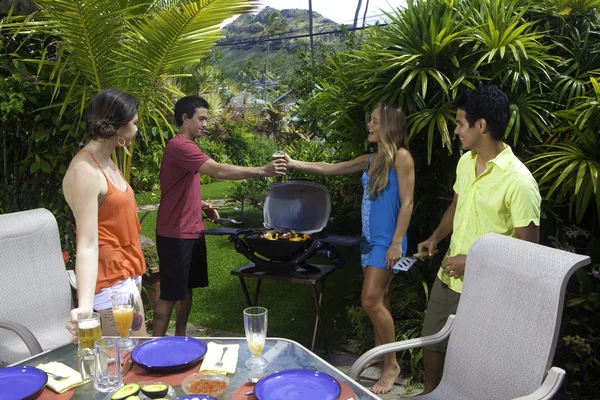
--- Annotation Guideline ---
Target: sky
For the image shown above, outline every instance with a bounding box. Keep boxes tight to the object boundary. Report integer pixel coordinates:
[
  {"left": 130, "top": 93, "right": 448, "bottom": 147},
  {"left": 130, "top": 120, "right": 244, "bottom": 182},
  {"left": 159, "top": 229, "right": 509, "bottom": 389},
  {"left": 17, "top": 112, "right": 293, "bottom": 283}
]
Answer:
[
  {"left": 257, "top": 0, "right": 404, "bottom": 25},
  {"left": 223, "top": 0, "right": 406, "bottom": 27}
]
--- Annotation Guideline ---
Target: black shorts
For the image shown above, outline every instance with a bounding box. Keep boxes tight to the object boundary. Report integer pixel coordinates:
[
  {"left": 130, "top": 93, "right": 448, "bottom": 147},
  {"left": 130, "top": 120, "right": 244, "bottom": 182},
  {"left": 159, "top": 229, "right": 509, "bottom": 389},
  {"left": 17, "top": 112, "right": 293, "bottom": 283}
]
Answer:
[{"left": 156, "top": 235, "right": 208, "bottom": 301}]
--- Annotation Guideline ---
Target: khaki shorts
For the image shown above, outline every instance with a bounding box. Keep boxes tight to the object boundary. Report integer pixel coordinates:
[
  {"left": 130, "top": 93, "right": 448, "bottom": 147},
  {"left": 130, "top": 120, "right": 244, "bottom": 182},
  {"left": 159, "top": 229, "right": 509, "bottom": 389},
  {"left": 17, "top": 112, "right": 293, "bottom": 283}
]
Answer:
[{"left": 421, "top": 277, "right": 461, "bottom": 353}]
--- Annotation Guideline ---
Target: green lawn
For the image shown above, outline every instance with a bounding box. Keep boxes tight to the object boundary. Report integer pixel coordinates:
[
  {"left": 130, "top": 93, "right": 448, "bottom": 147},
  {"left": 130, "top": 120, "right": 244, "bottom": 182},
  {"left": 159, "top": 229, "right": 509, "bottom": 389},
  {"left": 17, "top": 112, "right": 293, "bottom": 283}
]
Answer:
[
  {"left": 135, "top": 180, "right": 236, "bottom": 206},
  {"left": 138, "top": 206, "right": 364, "bottom": 352},
  {"left": 191, "top": 232, "right": 363, "bottom": 350}
]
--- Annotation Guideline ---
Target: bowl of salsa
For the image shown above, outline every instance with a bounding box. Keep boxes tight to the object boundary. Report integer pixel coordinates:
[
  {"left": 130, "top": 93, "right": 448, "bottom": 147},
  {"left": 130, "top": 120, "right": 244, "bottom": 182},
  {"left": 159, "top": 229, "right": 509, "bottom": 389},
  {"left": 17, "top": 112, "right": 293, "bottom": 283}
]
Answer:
[{"left": 181, "top": 372, "right": 229, "bottom": 398}]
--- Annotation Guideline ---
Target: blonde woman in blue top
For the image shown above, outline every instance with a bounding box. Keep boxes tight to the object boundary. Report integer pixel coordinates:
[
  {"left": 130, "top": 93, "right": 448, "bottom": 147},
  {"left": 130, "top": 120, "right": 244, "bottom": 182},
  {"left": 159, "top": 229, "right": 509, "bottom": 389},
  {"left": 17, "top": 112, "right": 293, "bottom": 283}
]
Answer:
[{"left": 285, "top": 104, "right": 415, "bottom": 394}]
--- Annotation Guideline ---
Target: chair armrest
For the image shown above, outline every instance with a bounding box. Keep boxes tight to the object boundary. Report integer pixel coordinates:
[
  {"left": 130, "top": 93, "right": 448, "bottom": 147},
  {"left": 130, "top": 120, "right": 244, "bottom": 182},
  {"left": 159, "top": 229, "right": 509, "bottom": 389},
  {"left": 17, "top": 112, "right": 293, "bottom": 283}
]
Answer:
[
  {"left": 67, "top": 269, "right": 77, "bottom": 290},
  {"left": 0, "top": 319, "right": 43, "bottom": 356},
  {"left": 348, "top": 315, "right": 455, "bottom": 379},
  {"left": 511, "top": 367, "right": 566, "bottom": 400}
]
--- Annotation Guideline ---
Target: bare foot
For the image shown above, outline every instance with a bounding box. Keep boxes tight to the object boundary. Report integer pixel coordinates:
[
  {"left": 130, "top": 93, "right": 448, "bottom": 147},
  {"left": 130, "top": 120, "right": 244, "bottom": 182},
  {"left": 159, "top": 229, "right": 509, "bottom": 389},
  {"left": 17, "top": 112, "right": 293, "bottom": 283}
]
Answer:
[
  {"left": 371, "top": 364, "right": 400, "bottom": 394},
  {"left": 370, "top": 363, "right": 400, "bottom": 394},
  {"left": 364, "top": 356, "right": 384, "bottom": 368}
]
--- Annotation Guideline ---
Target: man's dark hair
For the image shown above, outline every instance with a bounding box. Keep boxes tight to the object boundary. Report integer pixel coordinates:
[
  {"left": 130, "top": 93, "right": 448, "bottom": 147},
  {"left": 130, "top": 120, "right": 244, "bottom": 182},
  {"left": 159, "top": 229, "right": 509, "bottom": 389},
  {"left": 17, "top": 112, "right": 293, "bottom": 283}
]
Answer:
[
  {"left": 174, "top": 96, "right": 210, "bottom": 127},
  {"left": 454, "top": 85, "right": 509, "bottom": 141},
  {"left": 86, "top": 88, "right": 138, "bottom": 140}
]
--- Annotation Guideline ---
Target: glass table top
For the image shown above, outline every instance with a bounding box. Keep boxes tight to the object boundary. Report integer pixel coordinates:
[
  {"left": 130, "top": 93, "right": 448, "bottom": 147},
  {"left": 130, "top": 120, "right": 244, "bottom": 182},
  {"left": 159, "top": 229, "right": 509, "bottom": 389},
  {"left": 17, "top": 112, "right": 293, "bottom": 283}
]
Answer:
[{"left": 15, "top": 337, "right": 379, "bottom": 400}]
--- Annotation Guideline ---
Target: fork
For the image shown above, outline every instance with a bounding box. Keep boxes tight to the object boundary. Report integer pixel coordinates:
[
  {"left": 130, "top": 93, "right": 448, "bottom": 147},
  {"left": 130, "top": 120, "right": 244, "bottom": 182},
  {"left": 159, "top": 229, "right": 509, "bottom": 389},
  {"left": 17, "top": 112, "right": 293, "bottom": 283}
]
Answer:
[
  {"left": 215, "top": 346, "right": 228, "bottom": 368},
  {"left": 46, "top": 372, "right": 69, "bottom": 381}
]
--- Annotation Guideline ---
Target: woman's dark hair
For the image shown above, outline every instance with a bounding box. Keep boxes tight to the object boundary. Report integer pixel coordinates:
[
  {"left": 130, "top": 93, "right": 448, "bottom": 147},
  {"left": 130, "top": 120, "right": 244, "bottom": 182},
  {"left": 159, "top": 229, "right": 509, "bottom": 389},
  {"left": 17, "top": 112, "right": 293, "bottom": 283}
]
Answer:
[
  {"left": 454, "top": 85, "right": 509, "bottom": 140},
  {"left": 174, "top": 96, "right": 210, "bottom": 127},
  {"left": 86, "top": 88, "right": 139, "bottom": 140}
]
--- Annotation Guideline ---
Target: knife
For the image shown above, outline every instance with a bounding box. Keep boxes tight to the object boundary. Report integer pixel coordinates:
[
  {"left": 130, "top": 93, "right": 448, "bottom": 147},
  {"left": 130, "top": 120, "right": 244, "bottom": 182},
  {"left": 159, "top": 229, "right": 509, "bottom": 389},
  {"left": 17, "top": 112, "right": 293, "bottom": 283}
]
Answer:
[{"left": 122, "top": 353, "right": 133, "bottom": 376}]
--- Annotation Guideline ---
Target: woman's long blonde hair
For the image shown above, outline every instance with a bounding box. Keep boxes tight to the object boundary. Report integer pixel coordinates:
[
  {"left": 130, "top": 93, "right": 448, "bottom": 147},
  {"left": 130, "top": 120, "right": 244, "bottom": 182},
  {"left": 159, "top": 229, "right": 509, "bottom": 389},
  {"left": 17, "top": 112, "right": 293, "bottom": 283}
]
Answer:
[{"left": 367, "top": 104, "right": 408, "bottom": 199}]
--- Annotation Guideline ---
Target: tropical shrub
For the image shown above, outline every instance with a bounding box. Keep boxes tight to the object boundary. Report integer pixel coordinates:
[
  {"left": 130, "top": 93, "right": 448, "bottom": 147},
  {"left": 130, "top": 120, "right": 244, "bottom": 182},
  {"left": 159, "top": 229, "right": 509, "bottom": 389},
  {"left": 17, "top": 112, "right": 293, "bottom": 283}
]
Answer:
[
  {"left": 1, "top": 0, "right": 260, "bottom": 180},
  {"left": 293, "top": 0, "right": 600, "bottom": 394},
  {"left": 224, "top": 121, "right": 276, "bottom": 166}
]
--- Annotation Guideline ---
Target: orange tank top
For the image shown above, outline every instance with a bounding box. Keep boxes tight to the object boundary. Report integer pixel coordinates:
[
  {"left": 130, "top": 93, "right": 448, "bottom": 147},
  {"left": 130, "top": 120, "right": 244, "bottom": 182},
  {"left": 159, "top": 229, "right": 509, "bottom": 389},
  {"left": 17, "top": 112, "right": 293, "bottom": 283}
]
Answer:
[{"left": 78, "top": 150, "right": 146, "bottom": 294}]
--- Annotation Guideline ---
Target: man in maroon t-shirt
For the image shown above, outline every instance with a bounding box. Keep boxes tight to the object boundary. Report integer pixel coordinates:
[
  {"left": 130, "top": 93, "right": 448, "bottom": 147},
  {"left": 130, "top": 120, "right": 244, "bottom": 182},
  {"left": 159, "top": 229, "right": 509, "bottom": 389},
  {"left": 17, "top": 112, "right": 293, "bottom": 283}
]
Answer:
[{"left": 154, "top": 96, "right": 287, "bottom": 337}]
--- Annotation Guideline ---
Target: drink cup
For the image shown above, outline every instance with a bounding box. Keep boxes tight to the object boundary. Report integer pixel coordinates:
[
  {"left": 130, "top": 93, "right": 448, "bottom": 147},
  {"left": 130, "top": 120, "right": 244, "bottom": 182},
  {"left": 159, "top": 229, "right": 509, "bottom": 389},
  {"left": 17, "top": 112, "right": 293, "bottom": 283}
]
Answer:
[
  {"left": 111, "top": 292, "right": 135, "bottom": 352},
  {"left": 244, "top": 306, "right": 268, "bottom": 370},
  {"left": 77, "top": 312, "right": 101, "bottom": 353},
  {"left": 272, "top": 150, "right": 285, "bottom": 161},
  {"left": 79, "top": 338, "right": 122, "bottom": 392}
]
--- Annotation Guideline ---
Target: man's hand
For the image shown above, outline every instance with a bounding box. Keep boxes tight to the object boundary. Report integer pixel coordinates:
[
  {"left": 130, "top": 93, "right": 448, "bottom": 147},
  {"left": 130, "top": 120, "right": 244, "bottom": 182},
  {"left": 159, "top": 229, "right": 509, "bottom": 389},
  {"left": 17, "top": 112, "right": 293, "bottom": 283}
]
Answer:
[
  {"left": 203, "top": 206, "right": 219, "bottom": 222},
  {"left": 385, "top": 242, "right": 403, "bottom": 271},
  {"left": 441, "top": 254, "right": 467, "bottom": 279},
  {"left": 417, "top": 236, "right": 439, "bottom": 259},
  {"left": 262, "top": 158, "right": 287, "bottom": 177}
]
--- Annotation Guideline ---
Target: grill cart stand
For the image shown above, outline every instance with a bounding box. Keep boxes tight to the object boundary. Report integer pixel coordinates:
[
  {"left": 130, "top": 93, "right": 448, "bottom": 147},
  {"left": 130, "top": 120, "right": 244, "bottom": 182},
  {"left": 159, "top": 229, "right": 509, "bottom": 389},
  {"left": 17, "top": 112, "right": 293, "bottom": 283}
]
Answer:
[{"left": 231, "top": 263, "right": 334, "bottom": 352}]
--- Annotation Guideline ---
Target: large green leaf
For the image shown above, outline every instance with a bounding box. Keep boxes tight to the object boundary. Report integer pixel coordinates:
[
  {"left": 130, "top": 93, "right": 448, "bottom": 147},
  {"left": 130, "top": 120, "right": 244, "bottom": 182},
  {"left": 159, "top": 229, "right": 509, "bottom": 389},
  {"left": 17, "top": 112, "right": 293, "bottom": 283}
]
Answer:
[{"left": 2, "top": 0, "right": 259, "bottom": 180}]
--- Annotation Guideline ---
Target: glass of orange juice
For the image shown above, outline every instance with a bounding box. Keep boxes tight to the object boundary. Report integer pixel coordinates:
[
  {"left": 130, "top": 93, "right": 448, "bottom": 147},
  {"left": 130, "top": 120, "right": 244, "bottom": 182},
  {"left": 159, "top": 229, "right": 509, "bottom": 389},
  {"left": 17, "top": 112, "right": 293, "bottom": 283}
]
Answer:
[
  {"left": 111, "top": 292, "right": 135, "bottom": 352},
  {"left": 244, "top": 306, "right": 268, "bottom": 370}
]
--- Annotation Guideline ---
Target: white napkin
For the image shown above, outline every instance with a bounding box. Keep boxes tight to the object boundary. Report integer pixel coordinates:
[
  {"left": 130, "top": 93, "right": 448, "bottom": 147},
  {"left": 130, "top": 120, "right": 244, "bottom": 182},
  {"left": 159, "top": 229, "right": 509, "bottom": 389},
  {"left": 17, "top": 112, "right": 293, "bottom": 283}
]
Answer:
[
  {"left": 36, "top": 362, "right": 85, "bottom": 393},
  {"left": 199, "top": 342, "right": 239, "bottom": 374}
]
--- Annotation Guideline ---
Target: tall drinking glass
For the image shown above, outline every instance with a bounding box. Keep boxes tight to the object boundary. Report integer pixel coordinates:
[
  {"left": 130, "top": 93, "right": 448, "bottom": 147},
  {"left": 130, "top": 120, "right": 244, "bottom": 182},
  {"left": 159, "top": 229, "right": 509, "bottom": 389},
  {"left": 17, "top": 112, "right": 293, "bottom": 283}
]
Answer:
[
  {"left": 244, "top": 306, "right": 268, "bottom": 370},
  {"left": 77, "top": 312, "right": 101, "bottom": 354},
  {"left": 111, "top": 293, "right": 135, "bottom": 352}
]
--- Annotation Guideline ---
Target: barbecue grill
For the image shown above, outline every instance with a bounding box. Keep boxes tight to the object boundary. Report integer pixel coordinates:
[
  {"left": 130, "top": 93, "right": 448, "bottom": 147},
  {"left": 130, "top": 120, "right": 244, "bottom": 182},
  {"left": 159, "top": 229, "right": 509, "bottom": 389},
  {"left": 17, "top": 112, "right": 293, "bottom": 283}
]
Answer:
[{"left": 204, "top": 179, "right": 360, "bottom": 278}]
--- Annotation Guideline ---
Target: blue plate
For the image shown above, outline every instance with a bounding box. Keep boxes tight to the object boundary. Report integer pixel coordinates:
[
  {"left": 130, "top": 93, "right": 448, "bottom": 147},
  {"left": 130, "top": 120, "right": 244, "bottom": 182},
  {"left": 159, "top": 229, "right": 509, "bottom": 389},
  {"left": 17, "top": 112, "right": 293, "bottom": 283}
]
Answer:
[
  {"left": 255, "top": 369, "right": 341, "bottom": 400},
  {"left": 175, "top": 396, "right": 216, "bottom": 400},
  {"left": 132, "top": 337, "right": 207, "bottom": 371},
  {"left": 0, "top": 366, "right": 48, "bottom": 400}
]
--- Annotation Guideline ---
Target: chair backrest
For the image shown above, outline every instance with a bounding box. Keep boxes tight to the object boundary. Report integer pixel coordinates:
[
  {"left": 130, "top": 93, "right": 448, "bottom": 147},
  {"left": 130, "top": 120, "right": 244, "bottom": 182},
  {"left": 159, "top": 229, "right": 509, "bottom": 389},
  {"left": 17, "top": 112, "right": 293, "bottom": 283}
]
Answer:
[
  {"left": 437, "top": 233, "right": 589, "bottom": 399},
  {"left": 0, "top": 208, "right": 73, "bottom": 365}
]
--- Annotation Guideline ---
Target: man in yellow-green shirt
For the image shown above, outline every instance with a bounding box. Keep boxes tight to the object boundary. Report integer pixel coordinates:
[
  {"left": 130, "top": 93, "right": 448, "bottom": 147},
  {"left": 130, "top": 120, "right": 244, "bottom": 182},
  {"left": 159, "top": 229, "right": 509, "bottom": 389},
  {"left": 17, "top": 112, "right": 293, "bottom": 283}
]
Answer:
[{"left": 418, "top": 85, "right": 541, "bottom": 394}]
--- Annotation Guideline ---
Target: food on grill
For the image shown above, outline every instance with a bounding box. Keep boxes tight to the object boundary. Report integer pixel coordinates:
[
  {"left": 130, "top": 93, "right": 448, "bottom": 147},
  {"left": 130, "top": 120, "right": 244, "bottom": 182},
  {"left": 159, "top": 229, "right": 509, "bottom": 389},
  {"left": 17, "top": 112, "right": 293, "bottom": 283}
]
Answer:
[{"left": 259, "top": 229, "right": 311, "bottom": 241}]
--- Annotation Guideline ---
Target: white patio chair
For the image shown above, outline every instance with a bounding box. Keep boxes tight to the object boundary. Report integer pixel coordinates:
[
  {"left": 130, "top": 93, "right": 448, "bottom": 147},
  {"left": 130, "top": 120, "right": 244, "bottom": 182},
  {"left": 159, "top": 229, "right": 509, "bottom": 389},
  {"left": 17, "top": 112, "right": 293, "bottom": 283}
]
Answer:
[
  {"left": 0, "top": 208, "right": 73, "bottom": 365},
  {"left": 348, "top": 232, "right": 590, "bottom": 399}
]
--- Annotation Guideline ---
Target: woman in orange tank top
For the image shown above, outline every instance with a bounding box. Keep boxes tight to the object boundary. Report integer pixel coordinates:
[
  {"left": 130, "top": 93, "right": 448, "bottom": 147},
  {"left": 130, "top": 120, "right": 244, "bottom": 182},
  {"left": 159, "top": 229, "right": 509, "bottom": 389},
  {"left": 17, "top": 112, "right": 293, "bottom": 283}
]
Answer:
[{"left": 63, "top": 89, "right": 148, "bottom": 342}]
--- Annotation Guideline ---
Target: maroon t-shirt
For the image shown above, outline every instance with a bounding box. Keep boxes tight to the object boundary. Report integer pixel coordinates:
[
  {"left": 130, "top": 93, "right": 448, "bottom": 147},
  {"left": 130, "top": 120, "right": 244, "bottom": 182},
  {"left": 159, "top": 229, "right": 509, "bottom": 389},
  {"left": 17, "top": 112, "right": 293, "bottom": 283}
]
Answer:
[{"left": 156, "top": 134, "right": 212, "bottom": 239}]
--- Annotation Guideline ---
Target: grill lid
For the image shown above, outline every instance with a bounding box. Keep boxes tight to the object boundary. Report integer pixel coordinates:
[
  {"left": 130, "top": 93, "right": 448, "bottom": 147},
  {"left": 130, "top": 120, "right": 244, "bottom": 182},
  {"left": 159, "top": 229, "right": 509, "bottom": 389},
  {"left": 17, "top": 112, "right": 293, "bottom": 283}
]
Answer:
[{"left": 263, "top": 179, "right": 331, "bottom": 234}]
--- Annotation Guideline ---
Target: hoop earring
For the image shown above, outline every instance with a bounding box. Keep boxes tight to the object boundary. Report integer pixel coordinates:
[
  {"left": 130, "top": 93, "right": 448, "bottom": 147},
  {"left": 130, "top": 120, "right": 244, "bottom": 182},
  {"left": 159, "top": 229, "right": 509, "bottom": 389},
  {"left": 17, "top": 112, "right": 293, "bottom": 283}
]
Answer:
[{"left": 117, "top": 136, "right": 131, "bottom": 156}]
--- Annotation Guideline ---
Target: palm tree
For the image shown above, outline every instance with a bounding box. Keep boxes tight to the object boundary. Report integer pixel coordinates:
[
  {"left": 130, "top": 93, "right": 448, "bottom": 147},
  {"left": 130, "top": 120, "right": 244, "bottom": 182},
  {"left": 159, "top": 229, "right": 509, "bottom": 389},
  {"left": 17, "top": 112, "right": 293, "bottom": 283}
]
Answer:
[{"left": 2, "top": 0, "right": 259, "bottom": 180}]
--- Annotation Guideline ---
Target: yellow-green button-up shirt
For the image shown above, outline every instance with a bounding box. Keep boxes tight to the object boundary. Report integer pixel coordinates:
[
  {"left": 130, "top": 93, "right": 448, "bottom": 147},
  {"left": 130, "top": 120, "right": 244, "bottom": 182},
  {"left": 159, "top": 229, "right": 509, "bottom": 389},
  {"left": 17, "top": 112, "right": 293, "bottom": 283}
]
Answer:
[{"left": 438, "top": 145, "right": 541, "bottom": 293}]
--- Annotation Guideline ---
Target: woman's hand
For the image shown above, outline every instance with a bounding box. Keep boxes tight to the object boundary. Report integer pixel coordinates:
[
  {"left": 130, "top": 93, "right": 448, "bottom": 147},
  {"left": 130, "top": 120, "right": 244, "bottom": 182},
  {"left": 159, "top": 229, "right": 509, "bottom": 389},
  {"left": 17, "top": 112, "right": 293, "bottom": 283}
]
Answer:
[
  {"left": 386, "top": 242, "right": 403, "bottom": 271},
  {"left": 283, "top": 153, "right": 295, "bottom": 169},
  {"left": 66, "top": 306, "right": 93, "bottom": 344}
]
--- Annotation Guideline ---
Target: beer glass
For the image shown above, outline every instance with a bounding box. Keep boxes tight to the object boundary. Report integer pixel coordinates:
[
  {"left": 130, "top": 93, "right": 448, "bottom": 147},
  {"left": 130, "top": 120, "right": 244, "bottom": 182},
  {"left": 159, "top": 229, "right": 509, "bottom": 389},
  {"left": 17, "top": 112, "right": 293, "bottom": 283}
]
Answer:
[
  {"left": 244, "top": 306, "right": 268, "bottom": 370},
  {"left": 77, "top": 312, "right": 101, "bottom": 354},
  {"left": 111, "top": 292, "right": 135, "bottom": 352},
  {"left": 79, "top": 338, "right": 122, "bottom": 392},
  {"left": 272, "top": 150, "right": 285, "bottom": 161}
]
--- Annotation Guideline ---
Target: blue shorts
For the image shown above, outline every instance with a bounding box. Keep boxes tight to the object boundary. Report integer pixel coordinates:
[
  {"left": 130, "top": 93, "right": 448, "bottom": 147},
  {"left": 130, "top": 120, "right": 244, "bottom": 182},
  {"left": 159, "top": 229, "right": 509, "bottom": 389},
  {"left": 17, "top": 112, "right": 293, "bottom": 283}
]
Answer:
[
  {"left": 360, "top": 240, "right": 407, "bottom": 269},
  {"left": 361, "top": 244, "right": 388, "bottom": 269}
]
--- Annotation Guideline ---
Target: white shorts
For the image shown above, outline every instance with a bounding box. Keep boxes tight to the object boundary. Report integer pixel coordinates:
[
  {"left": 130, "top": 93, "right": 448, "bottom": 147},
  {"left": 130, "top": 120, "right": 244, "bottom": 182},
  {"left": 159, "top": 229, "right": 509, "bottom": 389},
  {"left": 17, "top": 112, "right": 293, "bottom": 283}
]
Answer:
[{"left": 94, "top": 275, "right": 142, "bottom": 311}]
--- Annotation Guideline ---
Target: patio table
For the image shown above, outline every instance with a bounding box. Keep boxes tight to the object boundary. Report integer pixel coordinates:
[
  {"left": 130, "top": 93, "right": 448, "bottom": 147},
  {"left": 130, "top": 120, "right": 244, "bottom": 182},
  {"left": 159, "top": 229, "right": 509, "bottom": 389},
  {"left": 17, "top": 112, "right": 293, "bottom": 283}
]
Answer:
[{"left": 12, "top": 337, "right": 380, "bottom": 400}]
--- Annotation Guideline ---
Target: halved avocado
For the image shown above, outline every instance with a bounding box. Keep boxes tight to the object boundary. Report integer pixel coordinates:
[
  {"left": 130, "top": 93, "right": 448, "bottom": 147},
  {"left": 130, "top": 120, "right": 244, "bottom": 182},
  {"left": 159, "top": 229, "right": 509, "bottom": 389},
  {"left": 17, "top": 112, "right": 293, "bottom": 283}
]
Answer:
[
  {"left": 110, "top": 383, "right": 141, "bottom": 400},
  {"left": 124, "top": 397, "right": 141, "bottom": 400},
  {"left": 140, "top": 383, "right": 169, "bottom": 399}
]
